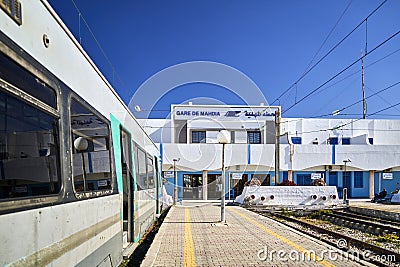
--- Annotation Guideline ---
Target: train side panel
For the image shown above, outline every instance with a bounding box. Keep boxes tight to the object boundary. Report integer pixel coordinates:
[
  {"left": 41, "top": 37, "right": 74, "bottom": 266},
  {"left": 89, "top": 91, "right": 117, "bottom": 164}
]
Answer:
[
  {"left": 1, "top": 195, "right": 121, "bottom": 266},
  {"left": 0, "top": 0, "right": 161, "bottom": 266}
]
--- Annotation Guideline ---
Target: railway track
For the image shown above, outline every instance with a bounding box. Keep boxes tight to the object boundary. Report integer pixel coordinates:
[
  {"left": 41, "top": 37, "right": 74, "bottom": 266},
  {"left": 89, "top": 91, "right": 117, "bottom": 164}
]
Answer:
[
  {"left": 335, "top": 210, "right": 400, "bottom": 228},
  {"left": 321, "top": 210, "right": 400, "bottom": 236},
  {"left": 255, "top": 210, "right": 400, "bottom": 266}
]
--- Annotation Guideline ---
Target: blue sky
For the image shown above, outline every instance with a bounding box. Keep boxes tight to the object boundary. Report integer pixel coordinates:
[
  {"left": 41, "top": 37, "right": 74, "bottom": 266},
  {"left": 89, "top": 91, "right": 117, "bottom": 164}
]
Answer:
[{"left": 48, "top": 0, "right": 400, "bottom": 119}]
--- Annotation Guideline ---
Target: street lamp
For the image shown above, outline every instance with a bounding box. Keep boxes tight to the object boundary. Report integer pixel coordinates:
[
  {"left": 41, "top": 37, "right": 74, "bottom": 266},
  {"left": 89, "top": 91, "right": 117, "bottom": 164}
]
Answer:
[
  {"left": 74, "top": 137, "right": 88, "bottom": 191},
  {"left": 173, "top": 158, "right": 180, "bottom": 205},
  {"left": 343, "top": 159, "right": 351, "bottom": 203},
  {"left": 217, "top": 130, "right": 230, "bottom": 223}
]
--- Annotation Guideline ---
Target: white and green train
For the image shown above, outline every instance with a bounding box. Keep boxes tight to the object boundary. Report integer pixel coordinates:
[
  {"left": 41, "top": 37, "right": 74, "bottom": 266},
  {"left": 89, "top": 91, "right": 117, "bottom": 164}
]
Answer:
[{"left": 0, "top": 1, "right": 162, "bottom": 266}]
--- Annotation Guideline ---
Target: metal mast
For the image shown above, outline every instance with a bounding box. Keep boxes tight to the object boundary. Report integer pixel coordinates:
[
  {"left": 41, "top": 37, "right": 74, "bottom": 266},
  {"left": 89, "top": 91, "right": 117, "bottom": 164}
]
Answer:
[{"left": 361, "top": 51, "right": 367, "bottom": 119}]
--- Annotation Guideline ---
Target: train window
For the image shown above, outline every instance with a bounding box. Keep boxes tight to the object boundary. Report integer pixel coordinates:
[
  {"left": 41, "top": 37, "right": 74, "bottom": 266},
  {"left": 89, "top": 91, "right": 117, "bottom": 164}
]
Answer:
[
  {"left": 136, "top": 148, "right": 147, "bottom": 190},
  {"left": 0, "top": 90, "right": 61, "bottom": 199},
  {"left": 147, "top": 155, "right": 154, "bottom": 188},
  {"left": 70, "top": 99, "right": 112, "bottom": 193},
  {"left": 0, "top": 52, "right": 57, "bottom": 109}
]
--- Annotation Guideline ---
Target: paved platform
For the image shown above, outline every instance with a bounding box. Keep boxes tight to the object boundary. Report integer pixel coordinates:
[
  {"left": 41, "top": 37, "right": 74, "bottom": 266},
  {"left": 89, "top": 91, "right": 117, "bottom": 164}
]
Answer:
[
  {"left": 349, "top": 199, "right": 400, "bottom": 211},
  {"left": 141, "top": 203, "right": 371, "bottom": 266}
]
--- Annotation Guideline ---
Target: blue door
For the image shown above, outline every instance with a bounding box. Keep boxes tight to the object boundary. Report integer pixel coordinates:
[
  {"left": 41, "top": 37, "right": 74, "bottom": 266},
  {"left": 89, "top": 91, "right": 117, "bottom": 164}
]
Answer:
[
  {"left": 297, "top": 174, "right": 312, "bottom": 186},
  {"left": 343, "top": 172, "right": 352, "bottom": 198}
]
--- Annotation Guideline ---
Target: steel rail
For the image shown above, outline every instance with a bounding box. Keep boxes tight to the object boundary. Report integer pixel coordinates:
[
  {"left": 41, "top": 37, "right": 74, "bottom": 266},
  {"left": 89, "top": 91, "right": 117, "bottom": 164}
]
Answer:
[
  {"left": 322, "top": 212, "right": 400, "bottom": 235},
  {"left": 335, "top": 210, "right": 400, "bottom": 228}
]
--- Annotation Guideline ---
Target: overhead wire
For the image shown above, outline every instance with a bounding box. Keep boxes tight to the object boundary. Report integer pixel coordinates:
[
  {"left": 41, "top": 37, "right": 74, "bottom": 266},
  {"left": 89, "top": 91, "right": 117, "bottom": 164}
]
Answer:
[
  {"left": 366, "top": 85, "right": 400, "bottom": 113},
  {"left": 292, "top": 99, "right": 400, "bottom": 136},
  {"left": 282, "top": 29, "right": 400, "bottom": 114},
  {"left": 301, "top": 0, "right": 353, "bottom": 75},
  {"left": 327, "top": 81, "right": 400, "bottom": 115},
  {"left": 70, "top": 0, "right": 140, "bottom": 107},
  {"left": 71, "top": 0, "right": 118, "bottom": 84},
  {"left": 271, "top": 0, "right": 387, "bottom": 106},
  {"left": 140, "top": 55, "right": 400, "bottom": 129},
  {"left": 306, "top": 46, "right": 400, "bottom": 116},
  {"left": 309, "top": 47, "right": 400, "bottom": 99},
  {"left": 279, "top": 79, "right": 400, "bottom": 131}
]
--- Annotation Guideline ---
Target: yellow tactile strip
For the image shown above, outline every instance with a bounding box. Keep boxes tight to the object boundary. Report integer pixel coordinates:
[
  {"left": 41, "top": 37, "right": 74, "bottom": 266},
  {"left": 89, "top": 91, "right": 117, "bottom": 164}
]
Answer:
[{"left": 184, "top": 207, "right": 196, "bottom": 266}]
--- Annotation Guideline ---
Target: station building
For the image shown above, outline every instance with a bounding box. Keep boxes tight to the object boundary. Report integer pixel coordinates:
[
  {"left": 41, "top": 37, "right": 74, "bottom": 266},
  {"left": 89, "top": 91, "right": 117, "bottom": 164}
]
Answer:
[{"left": 139, "top": 104, "right": 400, "bottom": 201}]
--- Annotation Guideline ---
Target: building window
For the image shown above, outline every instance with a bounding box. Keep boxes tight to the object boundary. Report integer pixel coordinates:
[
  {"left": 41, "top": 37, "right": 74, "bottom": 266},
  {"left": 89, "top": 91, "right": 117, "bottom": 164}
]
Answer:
[
  {"left": 191, "top": 131, "right": 206, "bottom": 143},
  {"left": 328, "top": 137, "right": 338, "bottom": 145},
  {"left": 368, "top": 138, "right": 373, "bottom": 145},
  {"left": 247, "top": 131, "right": 261, "bottom": 144},
  {"left": 354, "top": 171, "right": 363, "bottom": 188},
  {"left": 291, "top": 137, "right": 302, "bottom": 144},
  {"left": 342, "top": 138, "right": 350, "bottom": 145}
]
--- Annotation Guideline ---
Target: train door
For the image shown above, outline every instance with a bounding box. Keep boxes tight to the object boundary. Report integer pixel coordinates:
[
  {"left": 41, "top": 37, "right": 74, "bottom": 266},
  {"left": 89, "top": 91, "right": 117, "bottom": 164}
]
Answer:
[
  {"left": 120, "top": 129, "right": 134, "bottom": 244},
  {"left": 230, "top": 174, "right": 248, "bottom": 198},
  {"left": 207, "top": 174, "right": 220, "bottom": 200},
  {"left": 183, "top": 174, "right": 203, "bottom": 200},
  {"left": 343, "top": 172, "right": 352, "bottom": 198}
]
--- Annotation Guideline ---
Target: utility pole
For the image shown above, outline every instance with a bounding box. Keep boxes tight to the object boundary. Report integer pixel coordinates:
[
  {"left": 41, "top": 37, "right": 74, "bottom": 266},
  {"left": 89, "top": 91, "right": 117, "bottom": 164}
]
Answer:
[
  {"left": 217, "top": 130, "right": 230, "bottom": 223},
  {"left": 173, "top": 158, "right": 180, "bottom": 205},
  {"left": 361, "top": 51, "right": 367, "bottom": 119},
  {"left": 275, "top": 109, "right": 280, "bottom": 183}
]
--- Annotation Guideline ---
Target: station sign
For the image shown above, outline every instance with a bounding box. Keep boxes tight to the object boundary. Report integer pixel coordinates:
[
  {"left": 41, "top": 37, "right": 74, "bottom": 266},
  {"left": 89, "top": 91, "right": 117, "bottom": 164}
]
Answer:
[
  {"left": 97, "top": 180, "right": 108, "bottom": 187},
  {"left": 383, "top": 173, "right": 393, "bottom": 180},
  {"left": 172, "top": 105, "right": 279, "bottom": 121},
  {"left": 231, "top": 173, "right": 243, "bottom": 179},
  {"left": 311, "top": 173, "right": 323, "bottom": 180},
  {"left": 164, "top": 171, "right": 174, "bottom": 178}
]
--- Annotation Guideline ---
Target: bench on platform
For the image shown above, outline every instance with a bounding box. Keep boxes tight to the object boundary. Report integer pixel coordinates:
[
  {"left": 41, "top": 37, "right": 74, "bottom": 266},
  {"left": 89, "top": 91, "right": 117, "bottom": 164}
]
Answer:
[{"left": 373, "top": 194, "right": 392, "bottom": 204}]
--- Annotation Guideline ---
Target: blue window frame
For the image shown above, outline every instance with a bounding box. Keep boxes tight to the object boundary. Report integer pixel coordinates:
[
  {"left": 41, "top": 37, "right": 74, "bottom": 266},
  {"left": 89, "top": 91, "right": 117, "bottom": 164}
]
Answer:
[
  {"left": 354, "top": 171, "right": 363, "bottom": 188},
  {"left": 192, "top": 131, "right": 206, "bottom": 143},
  {"left": 342, "top": 138, "right": 350, "bottom": 145},
  {"left": 291, "top": 137, "right": 302, "bottom": 144},
  {"left": 247, "top": 131, "right": 261, "bottom": 144}
]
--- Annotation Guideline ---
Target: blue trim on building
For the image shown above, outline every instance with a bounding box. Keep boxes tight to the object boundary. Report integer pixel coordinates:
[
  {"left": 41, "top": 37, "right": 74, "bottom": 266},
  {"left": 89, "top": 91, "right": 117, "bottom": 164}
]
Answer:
[
  {"left": 331, "top": 145, "right": 336, "bottom": 165},
  {"left": 247, "top": 144, "right": 251, "bottom": 164}
]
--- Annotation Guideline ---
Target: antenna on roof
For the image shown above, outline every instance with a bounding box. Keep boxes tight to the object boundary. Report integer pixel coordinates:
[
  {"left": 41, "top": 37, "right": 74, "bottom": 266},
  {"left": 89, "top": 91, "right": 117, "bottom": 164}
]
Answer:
[{"left": 361, "top": 50, "right": 367, "bottom": 119}]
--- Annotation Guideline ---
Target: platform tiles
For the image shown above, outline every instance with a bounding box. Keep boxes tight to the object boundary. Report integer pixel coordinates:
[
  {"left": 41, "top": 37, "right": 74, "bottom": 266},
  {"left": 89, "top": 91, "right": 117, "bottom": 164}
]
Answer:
[{"left": 141, "top": 204, "right": 372, "bottom": 267}]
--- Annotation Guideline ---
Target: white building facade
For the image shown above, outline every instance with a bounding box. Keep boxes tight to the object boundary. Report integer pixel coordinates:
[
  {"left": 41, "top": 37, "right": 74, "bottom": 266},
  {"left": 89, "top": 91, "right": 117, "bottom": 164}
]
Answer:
[{"left": 139, "top": 104, "right": 400, "bottom": 201}]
